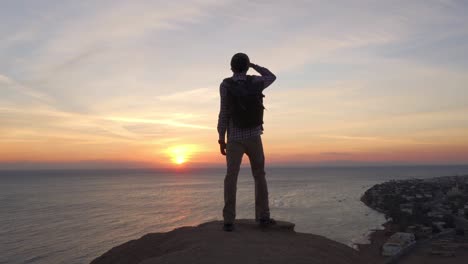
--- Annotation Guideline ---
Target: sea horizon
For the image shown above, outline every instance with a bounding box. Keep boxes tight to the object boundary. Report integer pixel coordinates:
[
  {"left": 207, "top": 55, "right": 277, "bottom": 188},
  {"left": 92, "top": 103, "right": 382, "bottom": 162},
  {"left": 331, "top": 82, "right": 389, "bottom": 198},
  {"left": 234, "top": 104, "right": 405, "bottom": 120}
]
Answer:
[{"left": 2, "top": 163, "right": 468, "bottom": 172}]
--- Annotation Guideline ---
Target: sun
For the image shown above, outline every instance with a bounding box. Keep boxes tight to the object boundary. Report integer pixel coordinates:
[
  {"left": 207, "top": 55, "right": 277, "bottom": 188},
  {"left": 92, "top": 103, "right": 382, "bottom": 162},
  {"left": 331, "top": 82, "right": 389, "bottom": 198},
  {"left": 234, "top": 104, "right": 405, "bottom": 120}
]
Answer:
[
  {"left": 175, "top": 155, "right": 185, "bottom": 165},
  {"left": 166, "top": 145, "right": 197, "bottom": 166}
]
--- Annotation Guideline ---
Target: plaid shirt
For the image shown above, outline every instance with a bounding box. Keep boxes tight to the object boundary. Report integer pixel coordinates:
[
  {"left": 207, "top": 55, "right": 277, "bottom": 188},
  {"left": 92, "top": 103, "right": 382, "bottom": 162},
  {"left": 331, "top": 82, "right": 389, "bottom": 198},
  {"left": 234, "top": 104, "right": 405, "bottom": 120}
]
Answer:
[{"left": 217, "top": 64, "right": 276, "bottom": 142}]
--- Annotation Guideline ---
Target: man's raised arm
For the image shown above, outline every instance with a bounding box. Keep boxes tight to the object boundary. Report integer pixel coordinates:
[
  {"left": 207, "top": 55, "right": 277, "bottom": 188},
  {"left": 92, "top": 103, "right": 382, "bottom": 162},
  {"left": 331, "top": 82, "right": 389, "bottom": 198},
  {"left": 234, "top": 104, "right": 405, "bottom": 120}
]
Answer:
[{"left": 250, "top": 63, "right": 276, "bottom": 89}]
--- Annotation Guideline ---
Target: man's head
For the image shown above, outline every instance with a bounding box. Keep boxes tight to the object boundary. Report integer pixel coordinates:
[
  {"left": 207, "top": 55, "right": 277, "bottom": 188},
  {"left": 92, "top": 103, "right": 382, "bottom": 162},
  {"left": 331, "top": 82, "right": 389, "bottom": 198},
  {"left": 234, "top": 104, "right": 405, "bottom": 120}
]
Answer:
[{"left": 230, "top": 53, "right": 250, "bottom": 73}]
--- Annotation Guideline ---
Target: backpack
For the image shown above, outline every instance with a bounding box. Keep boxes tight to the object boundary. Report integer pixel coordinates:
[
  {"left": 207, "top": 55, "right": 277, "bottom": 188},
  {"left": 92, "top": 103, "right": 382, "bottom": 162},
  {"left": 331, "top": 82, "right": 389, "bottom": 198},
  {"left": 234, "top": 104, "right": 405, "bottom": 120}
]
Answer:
[{"left": 225, "top": 76, "right": 265, "bottom": 128}]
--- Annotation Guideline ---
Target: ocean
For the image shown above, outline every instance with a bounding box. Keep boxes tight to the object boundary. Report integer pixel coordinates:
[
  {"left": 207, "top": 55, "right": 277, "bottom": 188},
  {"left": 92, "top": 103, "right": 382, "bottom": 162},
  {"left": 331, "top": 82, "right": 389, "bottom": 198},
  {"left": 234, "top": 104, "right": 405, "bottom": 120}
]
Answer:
[{"left": 1, "top": 165, "right": 468, "bottom": 264}]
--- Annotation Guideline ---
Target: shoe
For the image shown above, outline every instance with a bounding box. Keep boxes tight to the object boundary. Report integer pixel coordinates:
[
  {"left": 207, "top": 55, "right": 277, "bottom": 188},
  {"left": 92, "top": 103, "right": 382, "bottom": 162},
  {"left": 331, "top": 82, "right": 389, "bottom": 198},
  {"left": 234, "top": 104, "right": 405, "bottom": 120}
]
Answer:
[
  {"left": 223, "top": 223, "right": 234, "bottom": 232},
  {"left": 259, "top": 218, "right": 276, "bottom": 228}
]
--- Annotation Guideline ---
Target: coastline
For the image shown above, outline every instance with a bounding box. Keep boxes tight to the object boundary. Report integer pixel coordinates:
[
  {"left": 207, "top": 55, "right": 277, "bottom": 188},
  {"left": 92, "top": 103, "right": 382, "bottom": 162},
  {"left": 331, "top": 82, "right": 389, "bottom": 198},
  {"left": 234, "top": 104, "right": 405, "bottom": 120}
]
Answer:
[
  {"left": 356, "top": 222, "right": 394, "bottom": 263},
  {"left": 355, "top": 182, "right": 391, "bottom": 263}
]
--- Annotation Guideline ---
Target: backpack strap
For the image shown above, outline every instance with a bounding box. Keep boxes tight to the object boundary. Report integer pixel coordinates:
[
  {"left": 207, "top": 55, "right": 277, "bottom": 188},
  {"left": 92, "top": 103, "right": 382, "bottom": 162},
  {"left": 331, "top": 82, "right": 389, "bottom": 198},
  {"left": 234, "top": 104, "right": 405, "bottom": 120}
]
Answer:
[{"left": 224, "top": 76, "right": 264, "bottom": 95}]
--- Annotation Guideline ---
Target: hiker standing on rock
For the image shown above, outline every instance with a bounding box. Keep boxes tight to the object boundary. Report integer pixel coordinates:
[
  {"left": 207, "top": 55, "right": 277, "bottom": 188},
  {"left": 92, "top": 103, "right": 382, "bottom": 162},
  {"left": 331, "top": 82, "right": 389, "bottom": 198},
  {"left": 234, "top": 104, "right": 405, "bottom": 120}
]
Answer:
[{"left": 217, "top": 53, "right": 277, "bottom": 232}]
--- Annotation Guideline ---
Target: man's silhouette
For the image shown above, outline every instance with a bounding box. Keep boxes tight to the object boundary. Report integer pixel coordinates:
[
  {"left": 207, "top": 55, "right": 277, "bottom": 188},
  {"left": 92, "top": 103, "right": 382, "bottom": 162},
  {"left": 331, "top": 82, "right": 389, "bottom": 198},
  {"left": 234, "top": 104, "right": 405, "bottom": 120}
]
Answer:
[{"left": 217, "top": 53, "right": 276, "bottom": 232}]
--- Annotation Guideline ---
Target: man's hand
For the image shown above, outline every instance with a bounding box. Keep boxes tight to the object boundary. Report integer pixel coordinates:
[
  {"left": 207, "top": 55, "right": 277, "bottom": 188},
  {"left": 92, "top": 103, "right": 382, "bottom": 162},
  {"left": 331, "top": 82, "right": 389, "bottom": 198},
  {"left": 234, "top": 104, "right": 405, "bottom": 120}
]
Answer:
[{"left": 218, "top": 140, "right": 227, "bottom": 156}]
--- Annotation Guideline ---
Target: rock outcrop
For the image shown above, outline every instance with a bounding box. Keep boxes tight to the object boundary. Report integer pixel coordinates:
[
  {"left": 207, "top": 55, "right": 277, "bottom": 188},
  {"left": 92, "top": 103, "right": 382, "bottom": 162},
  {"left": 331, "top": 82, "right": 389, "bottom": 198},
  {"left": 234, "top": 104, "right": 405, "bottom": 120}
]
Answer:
[{"left": 91, "top": 219, "right": 371, "bottom": 264}]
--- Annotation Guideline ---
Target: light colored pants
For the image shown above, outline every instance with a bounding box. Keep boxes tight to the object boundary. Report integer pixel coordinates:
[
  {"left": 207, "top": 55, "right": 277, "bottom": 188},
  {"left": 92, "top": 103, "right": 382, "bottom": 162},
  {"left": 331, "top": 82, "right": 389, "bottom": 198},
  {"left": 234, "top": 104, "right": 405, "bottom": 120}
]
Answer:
[{"left": 223, "top": 135, "right": 270, "bottom": 224}]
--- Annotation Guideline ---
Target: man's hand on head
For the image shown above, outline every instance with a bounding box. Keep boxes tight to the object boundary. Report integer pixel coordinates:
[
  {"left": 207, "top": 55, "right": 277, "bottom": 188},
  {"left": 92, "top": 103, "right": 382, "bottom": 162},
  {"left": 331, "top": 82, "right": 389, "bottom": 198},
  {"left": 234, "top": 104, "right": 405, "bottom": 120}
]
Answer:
[{"left": 218, "top": 140, "right": 227, "bottom": 156}]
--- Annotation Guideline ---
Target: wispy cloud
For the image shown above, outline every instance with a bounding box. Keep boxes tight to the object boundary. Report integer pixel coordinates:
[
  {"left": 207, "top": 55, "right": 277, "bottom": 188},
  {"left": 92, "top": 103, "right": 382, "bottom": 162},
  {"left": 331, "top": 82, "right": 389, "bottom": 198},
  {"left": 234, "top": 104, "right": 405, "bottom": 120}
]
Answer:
[
  {"left": 157, "top": 88, "right": 218, "bottom": 103},
  {"left": 0, "top": 74, "right": 53, "bottom": 103},
  {"left": 104, "top": 116, "right": 212, "bottom": 130}
]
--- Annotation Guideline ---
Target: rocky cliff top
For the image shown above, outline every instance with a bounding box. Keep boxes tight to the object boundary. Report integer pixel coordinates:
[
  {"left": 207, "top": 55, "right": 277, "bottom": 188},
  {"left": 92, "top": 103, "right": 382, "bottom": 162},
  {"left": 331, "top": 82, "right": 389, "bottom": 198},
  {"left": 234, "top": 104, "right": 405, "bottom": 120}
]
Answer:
[{"left": 91, "top": 219, "right": 371, "bottom": 264}]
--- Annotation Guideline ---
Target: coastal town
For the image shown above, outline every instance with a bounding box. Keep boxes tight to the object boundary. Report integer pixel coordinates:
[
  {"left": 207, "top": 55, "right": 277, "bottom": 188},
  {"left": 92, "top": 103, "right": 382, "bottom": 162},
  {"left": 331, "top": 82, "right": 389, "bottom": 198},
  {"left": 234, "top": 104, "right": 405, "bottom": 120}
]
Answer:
[{"left": 361, "top": 175, "right": 468, "bottom": 262}]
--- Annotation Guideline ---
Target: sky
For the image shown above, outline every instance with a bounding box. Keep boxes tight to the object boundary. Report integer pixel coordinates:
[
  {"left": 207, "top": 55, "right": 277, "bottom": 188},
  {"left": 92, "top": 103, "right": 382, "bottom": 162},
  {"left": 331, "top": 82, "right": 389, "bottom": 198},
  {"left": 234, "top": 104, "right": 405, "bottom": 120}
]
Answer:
[{"left": 1, "top": 0, "right": 468, "bottom": 169}]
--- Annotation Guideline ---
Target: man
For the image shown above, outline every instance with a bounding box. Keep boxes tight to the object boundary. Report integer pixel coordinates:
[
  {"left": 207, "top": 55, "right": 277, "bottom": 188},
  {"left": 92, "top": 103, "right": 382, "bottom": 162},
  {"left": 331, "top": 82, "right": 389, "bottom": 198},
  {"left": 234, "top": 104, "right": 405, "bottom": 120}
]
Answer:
[{"left": 217, "top": 53, "right": 276, "bottom": 232}]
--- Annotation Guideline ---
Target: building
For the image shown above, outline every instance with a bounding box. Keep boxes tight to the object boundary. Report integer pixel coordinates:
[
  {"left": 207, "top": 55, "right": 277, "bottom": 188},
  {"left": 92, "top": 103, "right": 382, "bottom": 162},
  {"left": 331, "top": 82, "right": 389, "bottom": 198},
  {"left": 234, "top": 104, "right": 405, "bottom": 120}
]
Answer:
[
  {"left": 455, "top": 216, "right": 468, "bottom": 236},
  {"left": 382, "top": 232, "right": 416, "bottom": 257},
  {"left": 407, "top": 225, "right": 432, "bottom": 239},
  {"left": 447, "top": 185, "right": 462, "bottom": 197},
  {"left": 432, "top": 221, "right": 447, "bottom": 232}
]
